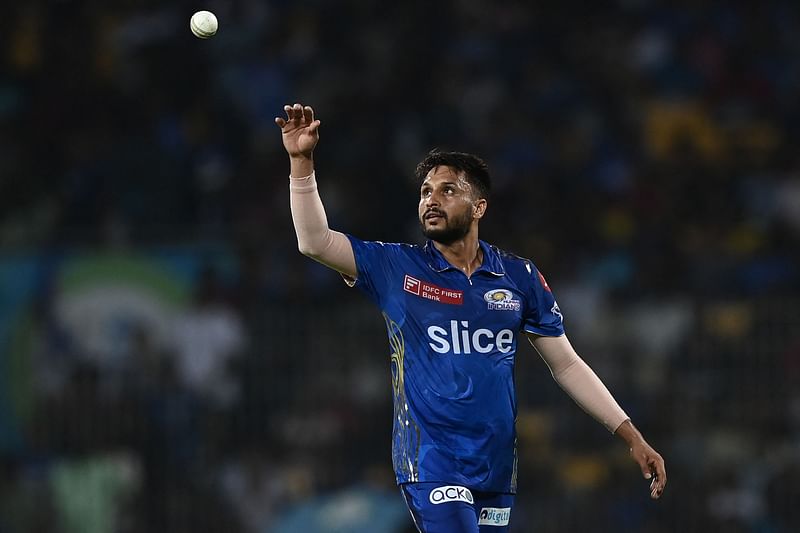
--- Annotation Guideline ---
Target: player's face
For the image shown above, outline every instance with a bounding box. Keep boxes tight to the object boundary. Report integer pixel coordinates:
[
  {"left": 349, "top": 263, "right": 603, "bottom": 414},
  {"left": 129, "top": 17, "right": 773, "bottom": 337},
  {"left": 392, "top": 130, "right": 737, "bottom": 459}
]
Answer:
[{"left": 418, "top": 166, "right": 484, "bottom": 244}]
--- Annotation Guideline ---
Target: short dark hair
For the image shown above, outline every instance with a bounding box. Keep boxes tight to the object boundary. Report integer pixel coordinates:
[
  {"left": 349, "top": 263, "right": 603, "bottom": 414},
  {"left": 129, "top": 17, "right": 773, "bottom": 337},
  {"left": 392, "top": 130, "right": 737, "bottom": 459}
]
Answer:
[{"left": 415, "top": 150, "right": 491, "bottom": 200}]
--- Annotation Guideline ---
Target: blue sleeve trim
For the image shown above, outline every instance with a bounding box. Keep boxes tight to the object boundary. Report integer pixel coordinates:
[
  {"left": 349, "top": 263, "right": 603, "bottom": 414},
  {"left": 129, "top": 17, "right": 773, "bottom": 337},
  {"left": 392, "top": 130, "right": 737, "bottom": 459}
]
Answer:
[{"left": 523, "top": 324, "right": 565, "bottom": 337}]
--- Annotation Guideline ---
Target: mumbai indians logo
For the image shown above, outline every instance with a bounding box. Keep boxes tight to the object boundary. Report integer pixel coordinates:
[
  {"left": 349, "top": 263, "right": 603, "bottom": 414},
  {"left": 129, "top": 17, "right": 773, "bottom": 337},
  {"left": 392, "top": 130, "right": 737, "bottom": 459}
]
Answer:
[{"left": 484, "top": 289, "right": 521, "bottom": 311}]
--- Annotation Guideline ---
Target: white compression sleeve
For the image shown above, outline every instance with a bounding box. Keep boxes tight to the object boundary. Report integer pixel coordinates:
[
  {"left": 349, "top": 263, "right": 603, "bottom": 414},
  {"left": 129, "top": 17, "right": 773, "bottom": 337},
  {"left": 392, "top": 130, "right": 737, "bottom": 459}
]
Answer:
[
  {"left": 530, "top": 335, "right": 630, "bottom": 433},
  {"left": 289, "top": 172, "right": 356, "bottom": 277}
]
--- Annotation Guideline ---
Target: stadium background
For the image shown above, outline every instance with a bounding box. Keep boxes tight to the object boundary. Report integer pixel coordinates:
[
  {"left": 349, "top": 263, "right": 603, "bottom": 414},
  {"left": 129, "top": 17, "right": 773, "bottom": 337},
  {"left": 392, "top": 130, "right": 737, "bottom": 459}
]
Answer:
[{"left": 1, "top": 1, "right": 798, "bottom": 532}]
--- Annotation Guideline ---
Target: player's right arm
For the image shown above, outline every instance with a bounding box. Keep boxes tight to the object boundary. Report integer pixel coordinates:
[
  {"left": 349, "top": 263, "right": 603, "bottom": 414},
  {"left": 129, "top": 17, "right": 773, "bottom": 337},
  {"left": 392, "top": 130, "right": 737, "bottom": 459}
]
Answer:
[{"left": 275, "top": 103, "right": 357, "bottom": 279}]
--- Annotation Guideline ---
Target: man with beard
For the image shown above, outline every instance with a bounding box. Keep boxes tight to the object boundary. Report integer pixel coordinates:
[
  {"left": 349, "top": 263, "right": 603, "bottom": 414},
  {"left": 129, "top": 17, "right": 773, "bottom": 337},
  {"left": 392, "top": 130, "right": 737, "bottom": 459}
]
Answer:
[{"left": 276, "top": 103, "right": 666, "bottom": 533}]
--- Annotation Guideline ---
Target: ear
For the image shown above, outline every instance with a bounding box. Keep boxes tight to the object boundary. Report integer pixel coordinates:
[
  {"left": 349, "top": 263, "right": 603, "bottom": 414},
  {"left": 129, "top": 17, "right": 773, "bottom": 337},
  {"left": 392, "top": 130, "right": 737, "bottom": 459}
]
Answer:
[{"left": 473, "top": 198, "right": 487, "bottom": 220}]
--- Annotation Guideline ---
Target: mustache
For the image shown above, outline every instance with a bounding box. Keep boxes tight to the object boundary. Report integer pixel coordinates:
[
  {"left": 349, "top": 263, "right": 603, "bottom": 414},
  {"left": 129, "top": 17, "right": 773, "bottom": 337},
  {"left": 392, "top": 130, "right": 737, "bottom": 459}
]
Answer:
[{"left": 424, "top": 209, "right": 446, "bottom": 219}]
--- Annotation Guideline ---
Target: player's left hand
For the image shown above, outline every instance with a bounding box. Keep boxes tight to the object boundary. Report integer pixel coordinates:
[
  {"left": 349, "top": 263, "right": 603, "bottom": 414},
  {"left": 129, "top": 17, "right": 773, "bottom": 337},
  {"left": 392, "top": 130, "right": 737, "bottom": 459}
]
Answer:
[{"left": 629, "top": 439, "right": 667, "bottom": 499}]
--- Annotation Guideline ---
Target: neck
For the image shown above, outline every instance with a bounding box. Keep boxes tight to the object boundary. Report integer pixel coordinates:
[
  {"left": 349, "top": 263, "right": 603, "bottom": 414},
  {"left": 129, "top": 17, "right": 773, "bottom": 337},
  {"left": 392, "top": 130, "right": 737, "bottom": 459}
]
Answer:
[{"left": 432, "top": 231, "right": 483, "bottom": 276}]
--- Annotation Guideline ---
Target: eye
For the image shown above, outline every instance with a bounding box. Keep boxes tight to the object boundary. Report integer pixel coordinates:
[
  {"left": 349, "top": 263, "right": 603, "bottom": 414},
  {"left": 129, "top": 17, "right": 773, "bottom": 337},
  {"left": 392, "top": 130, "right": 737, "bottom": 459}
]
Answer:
[{"left": 421, "top": 188, "right": 431, "bottom": 197}]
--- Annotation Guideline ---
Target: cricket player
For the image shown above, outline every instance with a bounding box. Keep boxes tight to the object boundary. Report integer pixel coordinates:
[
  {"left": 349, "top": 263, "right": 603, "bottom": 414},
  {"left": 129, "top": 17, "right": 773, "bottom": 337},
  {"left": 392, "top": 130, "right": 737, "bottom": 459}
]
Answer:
[{"left": 276, "top": 103, "right": 666, "bottom": 533}]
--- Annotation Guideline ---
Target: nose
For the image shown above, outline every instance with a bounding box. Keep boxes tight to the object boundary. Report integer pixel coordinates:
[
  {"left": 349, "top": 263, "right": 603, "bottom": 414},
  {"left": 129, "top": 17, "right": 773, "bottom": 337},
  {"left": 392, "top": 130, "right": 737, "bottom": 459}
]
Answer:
[{"left": 425, "top": 191, "right": 441, "bottom": 208}]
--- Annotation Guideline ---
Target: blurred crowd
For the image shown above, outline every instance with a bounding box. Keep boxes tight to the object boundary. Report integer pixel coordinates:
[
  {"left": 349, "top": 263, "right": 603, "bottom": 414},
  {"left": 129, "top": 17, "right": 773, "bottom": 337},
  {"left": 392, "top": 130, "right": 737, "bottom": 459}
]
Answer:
[{"left": 1, "top": 0, "right": 799, "bottom": 532}]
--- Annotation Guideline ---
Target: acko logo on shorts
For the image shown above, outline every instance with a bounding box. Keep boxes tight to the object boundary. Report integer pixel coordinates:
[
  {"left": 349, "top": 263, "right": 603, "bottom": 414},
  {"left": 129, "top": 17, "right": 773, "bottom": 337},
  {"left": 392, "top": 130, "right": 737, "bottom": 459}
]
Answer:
[
  {"left": 478, "top": 507, "right": 511, "bottom": 526},
  {"left": 428, "top": 485, "right": 474, "bottom": 505}
]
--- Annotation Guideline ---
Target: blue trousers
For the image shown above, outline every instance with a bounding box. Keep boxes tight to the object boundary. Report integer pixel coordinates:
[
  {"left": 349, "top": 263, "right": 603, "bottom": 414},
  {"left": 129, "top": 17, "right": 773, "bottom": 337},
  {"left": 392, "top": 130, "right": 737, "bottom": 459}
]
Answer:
[{"left": 401, "top": 482, "right": 515, "bottom": 533}]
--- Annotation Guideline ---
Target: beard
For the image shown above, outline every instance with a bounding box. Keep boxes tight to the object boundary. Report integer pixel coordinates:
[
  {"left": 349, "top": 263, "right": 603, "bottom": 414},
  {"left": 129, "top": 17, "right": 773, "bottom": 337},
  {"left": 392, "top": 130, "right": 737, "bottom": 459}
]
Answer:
[{"left": 420, "top": 209, "right": 472, "bottom": 245}]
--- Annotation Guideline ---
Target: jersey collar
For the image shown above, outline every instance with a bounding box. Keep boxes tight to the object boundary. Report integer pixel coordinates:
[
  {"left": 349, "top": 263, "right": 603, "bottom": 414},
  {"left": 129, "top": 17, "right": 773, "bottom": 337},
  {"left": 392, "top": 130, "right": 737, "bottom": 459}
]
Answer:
[{"left": 423, "top": 239, "right": 506, "bottom": 276}]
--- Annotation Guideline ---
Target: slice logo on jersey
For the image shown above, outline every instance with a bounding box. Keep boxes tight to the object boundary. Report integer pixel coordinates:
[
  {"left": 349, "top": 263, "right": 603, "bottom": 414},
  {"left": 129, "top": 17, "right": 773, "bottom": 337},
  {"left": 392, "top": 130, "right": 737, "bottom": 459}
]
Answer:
[
  {"left": 428, "top": 485, "right": 474, "bottom": 505},
  {"left": 427, "top": 320, "right": 514, "bottom": 354},
  {"left": 483, "top": 289, "right": 520, "bottom": 311},
  {"left": 404, "top": 274, "right": 463, "bottom": 305},
  {"left": 478, "top": 507, "right": 511, "bottom": 526}
]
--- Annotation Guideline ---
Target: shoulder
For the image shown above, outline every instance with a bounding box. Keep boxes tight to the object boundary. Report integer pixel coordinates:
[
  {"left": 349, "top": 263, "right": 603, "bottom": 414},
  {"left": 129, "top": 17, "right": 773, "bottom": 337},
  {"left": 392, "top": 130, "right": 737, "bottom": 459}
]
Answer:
[
  {"left": 347, "top": 235, "right": 422, "bottom": 257},
  {"left": 489, "top": 243, "right": 538, "bottom": 276},
  {"left": 487, "top": 243, "right": 554, "bottom": 294}
]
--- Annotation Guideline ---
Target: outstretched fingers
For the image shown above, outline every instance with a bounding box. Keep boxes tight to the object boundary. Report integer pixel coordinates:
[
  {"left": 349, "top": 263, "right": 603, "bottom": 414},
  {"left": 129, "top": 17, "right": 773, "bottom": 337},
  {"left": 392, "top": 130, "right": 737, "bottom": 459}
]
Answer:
[
  {"left": 292, "top": 103, "right": 304, "bottom": 124},
  {"left": 275, "top": 104, "right": 293, "bottom": 128},
  {"left": 276, "top": 103, "right": 318, "bottom": 129},
  {"left": 303, "top": 106, "right": 321, "bottom": 133}
]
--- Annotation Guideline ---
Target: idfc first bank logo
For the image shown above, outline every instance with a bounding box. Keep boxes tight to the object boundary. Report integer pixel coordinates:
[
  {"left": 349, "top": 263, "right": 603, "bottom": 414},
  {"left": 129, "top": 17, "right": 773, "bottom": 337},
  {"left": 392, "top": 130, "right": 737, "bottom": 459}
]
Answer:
[{"left": 428, "top": 485, "right": 474, "bottom": 505}]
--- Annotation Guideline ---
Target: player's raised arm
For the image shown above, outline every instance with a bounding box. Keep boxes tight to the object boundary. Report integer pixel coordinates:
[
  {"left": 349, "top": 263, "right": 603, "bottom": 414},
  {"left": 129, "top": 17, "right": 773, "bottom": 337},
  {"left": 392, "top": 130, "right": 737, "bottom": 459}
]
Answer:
[
  {"left": 528, "top": 333, "right": 667, "bottom": 499},
  {"left": 275, "top": 104, "right": 357, "bottom": 279}
]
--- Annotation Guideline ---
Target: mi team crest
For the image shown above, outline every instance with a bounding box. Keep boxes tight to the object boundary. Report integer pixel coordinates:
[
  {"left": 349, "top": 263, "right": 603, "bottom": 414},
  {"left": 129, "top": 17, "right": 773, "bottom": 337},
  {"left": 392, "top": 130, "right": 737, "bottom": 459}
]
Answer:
[{"left": 484, "top": 289, "right": 521, "bottom": 311}]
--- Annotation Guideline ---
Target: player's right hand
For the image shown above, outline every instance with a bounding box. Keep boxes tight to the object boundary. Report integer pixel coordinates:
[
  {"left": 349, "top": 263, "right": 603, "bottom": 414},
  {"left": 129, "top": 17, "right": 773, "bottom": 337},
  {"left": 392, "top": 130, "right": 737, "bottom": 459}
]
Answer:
[{"left": 275, "top": 103, "right": 320, "bottom": 159}]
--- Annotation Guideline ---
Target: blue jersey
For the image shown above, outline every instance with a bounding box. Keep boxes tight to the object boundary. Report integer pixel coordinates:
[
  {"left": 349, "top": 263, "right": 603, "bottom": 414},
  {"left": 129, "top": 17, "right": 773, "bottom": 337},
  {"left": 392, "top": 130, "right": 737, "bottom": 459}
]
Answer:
[{"left": 347, "top": 236, "right": 565, "bottom": 493}]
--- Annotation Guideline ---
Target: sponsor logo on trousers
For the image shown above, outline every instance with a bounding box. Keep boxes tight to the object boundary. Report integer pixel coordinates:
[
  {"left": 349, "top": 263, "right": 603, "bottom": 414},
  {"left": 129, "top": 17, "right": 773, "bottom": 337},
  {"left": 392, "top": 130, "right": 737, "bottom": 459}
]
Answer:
[
  {"left": 428, "top": 485, "right": 474, "bottom": 505},
  {"left": 478, "top": 507, "right": 511, "bottom": 526}
]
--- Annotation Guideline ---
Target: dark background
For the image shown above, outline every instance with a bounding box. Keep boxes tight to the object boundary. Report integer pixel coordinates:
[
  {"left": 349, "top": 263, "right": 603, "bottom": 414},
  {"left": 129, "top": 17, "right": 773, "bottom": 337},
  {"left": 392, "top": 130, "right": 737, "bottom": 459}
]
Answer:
[{"left": 0, "top": 1, "right": 798, "bottom": 532}]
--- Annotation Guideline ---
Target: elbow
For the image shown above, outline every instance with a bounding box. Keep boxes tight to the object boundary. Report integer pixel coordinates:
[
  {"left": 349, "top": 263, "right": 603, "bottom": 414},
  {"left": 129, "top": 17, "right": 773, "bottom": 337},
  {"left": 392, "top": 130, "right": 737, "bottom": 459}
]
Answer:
[
  {"left": 297, "top": 243, "right": 320, "bottom": 258},
  {"left": 294, "top": 220, "right": 327, "bottom": 256},
  {"left": 296, "top": 230, "right": 331, "bottom": 258},
  {"left": 297, "top": 239, "right": 328, "bottom": 259},
  {"left": 550, "top": 358, "right": 579, "bottom": 383}
]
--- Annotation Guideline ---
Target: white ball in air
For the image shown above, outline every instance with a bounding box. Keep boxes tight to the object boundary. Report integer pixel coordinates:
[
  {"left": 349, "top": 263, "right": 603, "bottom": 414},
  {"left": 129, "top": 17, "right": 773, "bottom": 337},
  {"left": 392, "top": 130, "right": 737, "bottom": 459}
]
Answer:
[{"left": 190, "top": 11, "right": 218, "bottom": 39}]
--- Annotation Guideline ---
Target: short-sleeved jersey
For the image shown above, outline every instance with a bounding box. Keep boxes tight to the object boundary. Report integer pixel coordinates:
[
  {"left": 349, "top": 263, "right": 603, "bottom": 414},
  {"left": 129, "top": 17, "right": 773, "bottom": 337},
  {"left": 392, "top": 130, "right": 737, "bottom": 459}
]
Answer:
[{"left": 347, "top": 236, "right": 565, "bottom": 493}]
